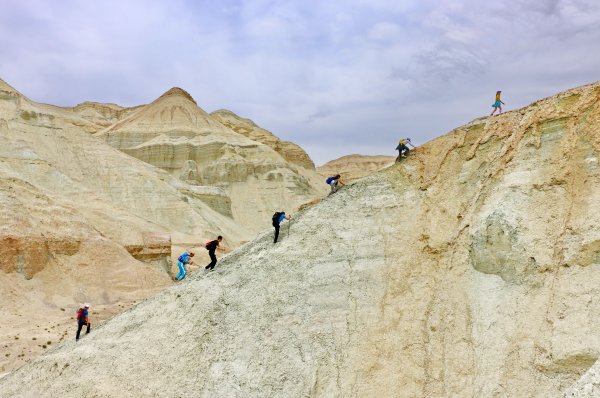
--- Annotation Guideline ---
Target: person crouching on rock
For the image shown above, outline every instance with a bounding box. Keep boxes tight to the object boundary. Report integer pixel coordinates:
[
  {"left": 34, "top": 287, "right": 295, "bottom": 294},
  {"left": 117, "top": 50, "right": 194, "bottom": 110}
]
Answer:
[
  {"left": 326, "top": 174, "right": 343, "bottom": 195},
  {"left": 76, "top": 303, "right": 91, "bottom": 341},
  {"left": 396, "top": 138, "right": 415, "bottom": 161},
  {"left": 272, "top": 211, "right": 291, "bottom": 243},
  {"left": 204, "top": 236, "right": 224, "bottom": 271},
  {"left": 175, "top": 252, "right": 195, "bottom": 281}
]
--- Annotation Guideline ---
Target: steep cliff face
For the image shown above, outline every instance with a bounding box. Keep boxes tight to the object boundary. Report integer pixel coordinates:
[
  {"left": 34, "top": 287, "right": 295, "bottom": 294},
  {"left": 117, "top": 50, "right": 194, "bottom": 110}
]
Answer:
[
  {"left": 2, "top": 82, "right": 599, "bottom": 397},
  {"left": 317, "top": 154, "right": 395, "bottom": 183}
]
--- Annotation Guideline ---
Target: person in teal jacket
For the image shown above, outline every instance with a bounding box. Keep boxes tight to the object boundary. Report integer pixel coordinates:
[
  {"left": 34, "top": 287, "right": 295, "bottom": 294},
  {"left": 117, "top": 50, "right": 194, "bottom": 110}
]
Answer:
[{"left": 175, "top": 252, "right": 194, "bottom": 280}]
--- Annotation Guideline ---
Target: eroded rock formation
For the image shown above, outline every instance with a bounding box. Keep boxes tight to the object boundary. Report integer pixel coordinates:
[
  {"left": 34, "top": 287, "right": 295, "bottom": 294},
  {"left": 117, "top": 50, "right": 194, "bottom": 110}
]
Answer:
[
  {"left": 211, "top": 109, "right": 315, "bottom": 170},
  {"left": 97, "top": 87, "right": 326, "bottom": 233},
  {"left": 0, "top": 78, "right": 323, "bottom": 374},
  {"left": 2, "top": 82, "right": 599, "bottom": 397}
]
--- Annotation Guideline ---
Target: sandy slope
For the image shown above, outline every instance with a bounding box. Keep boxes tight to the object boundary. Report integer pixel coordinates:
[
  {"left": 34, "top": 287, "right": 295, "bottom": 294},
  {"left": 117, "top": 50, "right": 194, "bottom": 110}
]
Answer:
[
  {"left": 1, "top": 82, "right": 600, "bottom": 397},
  {"left": 0, "top": 78, "right": 324, "bottom": 374}
]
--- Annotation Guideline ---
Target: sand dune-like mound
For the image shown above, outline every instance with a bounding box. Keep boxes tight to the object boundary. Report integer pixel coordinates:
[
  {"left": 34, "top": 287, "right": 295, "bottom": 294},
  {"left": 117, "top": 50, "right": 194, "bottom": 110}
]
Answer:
[{"left": 2, "top": 81, "right": 599, "bottom": 397}]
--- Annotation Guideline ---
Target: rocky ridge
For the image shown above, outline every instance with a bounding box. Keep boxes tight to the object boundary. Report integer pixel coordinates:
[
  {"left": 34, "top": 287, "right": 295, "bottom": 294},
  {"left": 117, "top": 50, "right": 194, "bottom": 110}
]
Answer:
[
  {"left": 317, "top": 154, "right": 395, "bottom": 183},
  {"left": 1, "top": 81, "right": 599, "bottom": 396},
  {"left": 210, "top": 109, "right": 315, "bottom": 169}
]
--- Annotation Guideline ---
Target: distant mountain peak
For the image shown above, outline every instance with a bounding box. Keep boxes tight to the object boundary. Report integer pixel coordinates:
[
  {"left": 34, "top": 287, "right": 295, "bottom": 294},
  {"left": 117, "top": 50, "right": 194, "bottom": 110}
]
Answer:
[{"left": 157, "top": 87, "right": 197, "bottom": 104}]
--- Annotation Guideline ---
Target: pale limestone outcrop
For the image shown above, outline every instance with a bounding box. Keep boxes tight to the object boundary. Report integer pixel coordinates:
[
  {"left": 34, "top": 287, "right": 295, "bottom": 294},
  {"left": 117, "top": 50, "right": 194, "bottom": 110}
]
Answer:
[
  {"left": 317, "top": 154, "right": 395, "bottom": 183},
  {"left": 98, "top": 87, "right": 326, "bottom": 233},
  {"left": 2, "top": 82, "right": 600, "bottom": 397},
  {"left": 211, "top": 109, "right": 315, "bottom": 170}
]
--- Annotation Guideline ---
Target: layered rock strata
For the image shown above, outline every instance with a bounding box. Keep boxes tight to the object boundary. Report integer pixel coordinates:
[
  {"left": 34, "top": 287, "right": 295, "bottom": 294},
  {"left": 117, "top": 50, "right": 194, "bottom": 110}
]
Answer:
[
  {"left": 211, "top": 109, "right": 315, "bottom": 169},
  {"left": 98, "top": 87, "right": 326, "bottom": 233},
  {"left": 0, "top": 77, "right": 324, "bottom": 373},
  {"left": 2, "top": 82, "right": 600, "bottom": 397}
]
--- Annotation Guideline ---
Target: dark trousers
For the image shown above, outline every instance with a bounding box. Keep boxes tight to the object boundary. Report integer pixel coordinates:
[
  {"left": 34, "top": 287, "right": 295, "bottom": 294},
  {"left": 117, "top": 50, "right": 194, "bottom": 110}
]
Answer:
[
  {"left": 397, "top": 144, "right": 409, "bottom": 156},
  {"left": 274, "top": 224, "right": 280, "bottom": 243},
  {"left": 76, "top": 322, "right": 90, "bottom": 340},
  {"left": 205, "top": 251, "right": 217, "bottom": 270}
]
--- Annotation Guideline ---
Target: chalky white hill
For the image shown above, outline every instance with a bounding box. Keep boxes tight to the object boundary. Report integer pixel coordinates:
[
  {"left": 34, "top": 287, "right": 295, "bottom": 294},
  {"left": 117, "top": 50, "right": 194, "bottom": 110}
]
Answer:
[{"left": 2, "top": 81, "right": 600, "bottom": 397}]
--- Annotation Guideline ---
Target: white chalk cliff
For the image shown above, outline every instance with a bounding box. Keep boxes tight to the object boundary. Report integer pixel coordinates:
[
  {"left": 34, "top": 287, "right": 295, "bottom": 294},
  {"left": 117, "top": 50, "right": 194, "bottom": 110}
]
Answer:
[{"left": 2, "top": 81, "right": 600, "bottom": 397}]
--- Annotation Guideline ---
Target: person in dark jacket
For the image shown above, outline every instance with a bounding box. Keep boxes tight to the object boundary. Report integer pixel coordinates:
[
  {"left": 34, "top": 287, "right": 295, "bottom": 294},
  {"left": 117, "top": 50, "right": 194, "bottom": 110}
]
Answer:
[
  {"left": 395, "top": 138, "right": 416, "bottom": 162},
  {"left": 272, "top": 211, "right": 291, "bottom": 243},
  {"left": 204, "top": 236, "right": 224, "bottom": 271}
]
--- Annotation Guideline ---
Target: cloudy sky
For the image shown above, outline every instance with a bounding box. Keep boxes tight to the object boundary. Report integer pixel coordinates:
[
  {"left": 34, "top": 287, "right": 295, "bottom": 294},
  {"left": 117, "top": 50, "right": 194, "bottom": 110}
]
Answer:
[{"left": 1, "top": 0, "right": 599, "bottom": 164}]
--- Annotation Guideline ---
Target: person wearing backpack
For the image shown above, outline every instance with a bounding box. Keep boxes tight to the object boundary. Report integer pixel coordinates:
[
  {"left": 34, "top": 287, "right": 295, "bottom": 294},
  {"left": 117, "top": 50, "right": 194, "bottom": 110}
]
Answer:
[
  {"left": 204, "top": 236, "right": 224, "bottom": 271},
  {"left": 395, "top": 138, "right": 416, "bottom": 161},
  {"left": 175, "top": 252, "right": 195, "bottom": 281},
  {"left": 326, "top": 175, "right": 343, "bottom": 195},
  {"left": 272, "top": 211, "right": 290, "bottom": 243},
  {"left": 75, "top": 303, "right": 91, "bottom": 341}
]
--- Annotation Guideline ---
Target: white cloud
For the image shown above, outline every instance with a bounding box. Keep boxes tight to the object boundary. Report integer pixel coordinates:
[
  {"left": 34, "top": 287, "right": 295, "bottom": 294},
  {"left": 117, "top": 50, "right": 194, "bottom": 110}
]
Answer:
[{"left": 0, "top": 0, "right": 599, "bottom": 164}]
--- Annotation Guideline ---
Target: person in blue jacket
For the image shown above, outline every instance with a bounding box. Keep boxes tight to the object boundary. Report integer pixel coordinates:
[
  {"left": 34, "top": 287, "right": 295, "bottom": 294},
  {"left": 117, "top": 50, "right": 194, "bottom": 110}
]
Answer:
[
  {"left": 175, "top": 252, "right": 195, "bottom": 281},
  {"left": 272, "top": 211, "right": 290, "bottom": 243},
  {"left": 326, "top": 174, "right": 343, "bottom": 195}
]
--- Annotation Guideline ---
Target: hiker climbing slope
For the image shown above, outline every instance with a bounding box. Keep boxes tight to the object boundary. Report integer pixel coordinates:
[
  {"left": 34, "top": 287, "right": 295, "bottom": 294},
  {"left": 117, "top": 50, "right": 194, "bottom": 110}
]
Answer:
[
  {"left": 175, "top": 252, "right": 194, "bottom": 281},
  {"left": 272, "top": 211, "right": 290, "bottom": 243},
  {"left": 395, "top": 138, "right": 415, "bottom": 161},
  {"left": 326, "top": 174, "right": 343, "bottom": 195},
  {"left": 75, "top": 303, "right": 91, "bottom": 341},
  {"left": 490, "top": 91, "right": 505, "bottom": 115},
  {"left": 204, "top": 236, "right": 224, "bottom": 271}
]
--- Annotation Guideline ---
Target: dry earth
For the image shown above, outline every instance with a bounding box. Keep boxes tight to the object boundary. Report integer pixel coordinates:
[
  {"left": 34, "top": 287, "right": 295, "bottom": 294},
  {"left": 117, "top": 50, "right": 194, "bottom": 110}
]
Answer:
[
  {"left": 1, "top": 82, "right": 599, "bottom": 396},
  {"left": 0, "top": 78, "right": 325, "bottom": 374}
]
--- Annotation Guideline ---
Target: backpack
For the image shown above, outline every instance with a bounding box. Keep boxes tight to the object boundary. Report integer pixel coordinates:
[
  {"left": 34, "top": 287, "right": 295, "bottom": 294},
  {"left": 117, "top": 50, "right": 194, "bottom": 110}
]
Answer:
[
  {"left": 205, "top": 240, "right": 213, "bottom": 250},
  {"left": 177, "top": 253, "right": 188, "bottom": 263},
  {"left": 77, "top": 308, "right": 84, "bottom": 322},
  {"left": 326, "top": 177, "right": 334, "bottom": 184},
  {"left": 272, "top": 212, "right": 283, "bottom": 226}
]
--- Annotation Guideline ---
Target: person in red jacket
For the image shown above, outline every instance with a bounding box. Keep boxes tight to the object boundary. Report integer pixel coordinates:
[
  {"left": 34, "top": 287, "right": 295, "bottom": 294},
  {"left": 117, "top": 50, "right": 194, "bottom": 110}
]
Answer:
[{"left": 76, "top": 303, "right": 91, "bottom": 341}]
